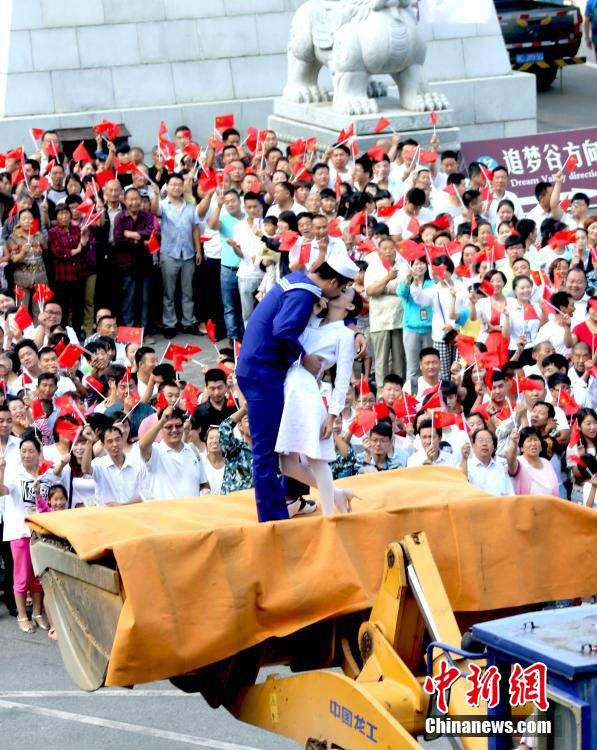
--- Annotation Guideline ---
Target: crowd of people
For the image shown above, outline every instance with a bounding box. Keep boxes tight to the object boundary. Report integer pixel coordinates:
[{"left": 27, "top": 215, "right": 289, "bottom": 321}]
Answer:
[{"left": 0, "top": 118, "right": 595, "bottom": 634}]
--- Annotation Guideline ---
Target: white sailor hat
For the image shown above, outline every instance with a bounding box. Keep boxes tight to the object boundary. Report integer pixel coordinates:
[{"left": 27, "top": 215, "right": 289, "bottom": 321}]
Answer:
[{"left": 326, "top": 247, "right": 359, "bottom": 280}]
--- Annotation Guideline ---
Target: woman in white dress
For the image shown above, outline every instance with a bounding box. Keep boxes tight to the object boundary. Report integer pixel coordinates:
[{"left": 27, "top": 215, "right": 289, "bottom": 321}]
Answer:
[{"left": 276, "top": 287, "right": 362, "bottom": 515}]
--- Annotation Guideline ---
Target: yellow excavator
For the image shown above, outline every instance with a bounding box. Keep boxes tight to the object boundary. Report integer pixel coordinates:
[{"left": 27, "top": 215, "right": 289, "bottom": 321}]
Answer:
[{"left": 27, "top": 470, "right": 597, "bottom": 750}]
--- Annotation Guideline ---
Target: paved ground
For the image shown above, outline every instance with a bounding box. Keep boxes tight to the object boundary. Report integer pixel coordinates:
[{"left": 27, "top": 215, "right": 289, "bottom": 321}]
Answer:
[{"left": 0, "top": 603, "right": 451, "bottom": 750}]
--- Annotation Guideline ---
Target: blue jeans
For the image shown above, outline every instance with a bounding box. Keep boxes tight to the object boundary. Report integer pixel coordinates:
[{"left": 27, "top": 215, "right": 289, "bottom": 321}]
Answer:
[
  {"left": 220, "top": 265, "right": 244, "bottom": 342},
  {"left": 121, "top": 274, "right": 151, "bottom": 328}
]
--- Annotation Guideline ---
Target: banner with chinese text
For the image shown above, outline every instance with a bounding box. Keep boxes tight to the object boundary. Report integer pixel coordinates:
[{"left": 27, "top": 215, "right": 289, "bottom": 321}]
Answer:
[{"left": 461, "top": 128, "right": 597, "bottom": 206}]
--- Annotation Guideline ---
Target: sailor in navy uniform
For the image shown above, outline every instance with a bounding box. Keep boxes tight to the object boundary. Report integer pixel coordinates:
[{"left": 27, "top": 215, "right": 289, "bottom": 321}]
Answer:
[{"left": 236, "top": 254, "right": 358, "bottom": 522}]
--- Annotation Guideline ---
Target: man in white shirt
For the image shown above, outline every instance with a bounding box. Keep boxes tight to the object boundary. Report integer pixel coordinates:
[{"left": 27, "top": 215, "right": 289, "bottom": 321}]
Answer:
[
  {"left": 387, "top": 188, "right": 431, "bottom": 240},
  {"left": 231, "top": 192, "right": 265, "bottom": 324},
  {"left": 139, "top": 406, "right": 209, "bottom": 500},
  {"left": 407, "top": 419, "right": 456, "bottom": 467},
  {"left": 326, "top": 144, "right": 352, "bottom": 187},
  {"left": 487, "top": 166, "right": 524, "bottom": 224},
  {"left": 265, "top": 181, "right": 304, "bottom": 218},
  {"left": 526, "top": 181, "right": 554, "bottom": 227},
  {"left": 81, "top": 424, "right": 145, "bottom": 506},
  {"left": 461, "top": 429, "right": 513, "bottom": 496},
  {"left": 565, "top": 266, "right": 589, "bottom": 327},
  {"left": 135, "top": 346, "right": 158, "bottom": 398}
]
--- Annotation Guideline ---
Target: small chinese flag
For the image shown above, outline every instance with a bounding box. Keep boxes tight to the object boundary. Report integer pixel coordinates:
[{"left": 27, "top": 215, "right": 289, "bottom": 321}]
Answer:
[
  {"left": 430, "top": 112, "right": 438, "bottom": 126},
  {"left": 14, "top": 285, "right": 25, "bottom": 299},
  {"left": 433, "top": 264, "right": 448, "bottom": 279},
  {"left": 184, "top": 142, "right": 201, "bottom": 160},
  {"left": 433, "top": 214, "right": 451, "bottom": 231},
  {"left": 31, "top": 128, "right": 45, "bottom": 141},
  {"left": 548, "top": 229, "right": 577, "bottom": 249},
  {"left": 279, "top": 230, "right": 299, "bottom": 252},
  {"left": 289, "top": 138, "right": 306, "bottom": 156},
  {"left": 96, "top": 168, "right": 115, "bottom": 187},
  {"left": 328, "top": 217, "right": 342, "bottom": 237},
  {"left": 31, "top": 400, "right": 45, "bottom": 420},
  {"left": 297, "top": 243, "right": 311, "bottom": 266},
  {"left": 233, "top": 341, "right": 241, "bottom": 363},
  {"left": 77, "top": 198, "right": 95, "bottom": 216},
  {"left": 356, "top": 239, "right": 377, "bottom": 254},
  {"left": 348, "top": 409, "right": 377, "bottom": 437},
  {"left": 564, "top": 154, "right": 578, "bottom": 173},
  {"left": 393, "top": 393, "right": 420, "bottom": 423},
  {"left": 377, "top": 202, "right": 401, "bottom": 218},
  {"left": 37, "top": 460, "right": 54, "bottom": 477},
  {"left": 86, "top": 376, "right": 105, "bottom": 396},
  {"left": 156, "top": 392, "right": 169, "bottom": 411},
  {"left": 117, "top": 327, "right": 144, "bottom": 345},
  {"left": 407, "top": 215, "right": 420, "bottom": 235},
  {"left": 433, "top": 411, "right": 456, "bottom": 429},
  {"left": 180, "top": 383, "right": 200, "bottom": 415},
  {"left": 33, "top": 283, "right": 53, "bottom": 304},
  {"left": 374, "top": 402, "right": 390, "bottom": 420},
  {"left": 335, "top": 174, "right": 342, "bottom": 199},
  {"left": 72, "top": 141, "right": 93, "bottom": 163},
  {"left": 374, "top": 117, "right": 391, "bottom": 134},
  {"left": 569, "top": 455, "right": 586, "bottom": 468},
  {"left": 14, "top": 304, "right": 33, "bottom": 332},
  {"left": 206, "top": 320, "right": 217, "bottom": 344},
  {"left": 444, "top": 241, "right": 463, "bottom": 256},
  {"left": 419, "top": 149, "right": 438, "bottom": 164},
  {"left": 29, "top": 219, "right": 40, "bottom": 236},
  {"left": 423, "top": 389, "right": 442, "bottom": 411},
  {"left": 523, "top": 304, "right": 539, "bottom": 321},
  {"left": 53, "top": 338, "right": 67, "bottom": 358},
  {"left": 184, "top": 345, "right": 202, "bottom": 356},
  {"left": 215, "top": 114, "right": 234, "bottom": 132},
  {"left": 55, "top": 419, "right": 80, "bottom": 443},
  {"left": 454, "top": 264, "right": 473, "bottom": 279},
  {"left": 560, "top": 195, "right": 569, "bottom": 213},
  {"left": 455, "top": 334, "right": 477, "bottom": 365},
  {"left": 57, "top": 343, "right": 85, "bottom": 369},
  {"left": 199, "top": 170, "right": 217, "bottom": 193},
  {"left": 349, "top": 210, "right": 367, "bottom": 236},
  {"left": 558, "top": 389, "right": 579, "bottom": 416},
  {"left": 37, "top": 175, "right": 49, "bottom": 192},
  {"left": 148, "top": 233, "right": 160, "bottom": 255},
  {"left": 479, "top": 279, "right": 495, "bottom": 297},
  {"left": 367, "top": 146, "right": 385, "bottom": 162}
]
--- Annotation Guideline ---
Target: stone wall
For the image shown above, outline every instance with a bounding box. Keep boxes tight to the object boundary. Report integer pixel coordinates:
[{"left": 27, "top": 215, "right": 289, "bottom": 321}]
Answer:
[{"left": 0, "top": 0, "right": 536, "bottom": 151}]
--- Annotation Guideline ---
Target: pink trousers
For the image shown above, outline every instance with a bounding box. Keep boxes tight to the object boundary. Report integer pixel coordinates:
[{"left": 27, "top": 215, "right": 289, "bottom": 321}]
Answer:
[{"left": 10, "top": 538, "right": 43, "bottom": 596}]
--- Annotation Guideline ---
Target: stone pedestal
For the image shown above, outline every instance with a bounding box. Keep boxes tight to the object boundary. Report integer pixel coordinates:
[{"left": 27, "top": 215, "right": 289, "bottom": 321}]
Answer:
[
  {"left": 269, "top": 98, "right": 460, "bottom": 154},
  {"left": 0, "top": 1, "right": 536, "bottom": 152}
]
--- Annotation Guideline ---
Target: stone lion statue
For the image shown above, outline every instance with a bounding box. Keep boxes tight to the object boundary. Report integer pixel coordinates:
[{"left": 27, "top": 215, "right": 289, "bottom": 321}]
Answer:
[{"left": 283, "top": 0, "right": 448, "bottom": 115}]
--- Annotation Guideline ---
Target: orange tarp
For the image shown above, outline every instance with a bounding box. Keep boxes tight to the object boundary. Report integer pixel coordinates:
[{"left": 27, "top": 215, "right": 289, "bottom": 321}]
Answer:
[{"left": 27, "top": 467, "right": 597, "bottom": 687}]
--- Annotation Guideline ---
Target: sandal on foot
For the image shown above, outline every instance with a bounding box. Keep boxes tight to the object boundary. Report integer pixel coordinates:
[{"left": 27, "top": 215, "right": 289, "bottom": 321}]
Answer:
[
  {"left": 17, "top": 617, "right": 35, "bottom": 634},
  {"left": 32, "top": 614, "right": 50, "bottom": 630}
]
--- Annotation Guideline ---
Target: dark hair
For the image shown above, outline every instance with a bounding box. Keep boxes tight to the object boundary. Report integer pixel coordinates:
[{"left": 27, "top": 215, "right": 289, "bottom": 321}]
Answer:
[
  {"left": 416, "top": 418, "right": 442, "bottom": 438},
  {"left": 100, "top": 425, "right": 123, "bottom": 442},
  {"left": 533, "top": 400, "right": 555, "bottom": 419},
  {"left": 86, "top": 339, "right": 109, "bottom": 357},
  {"left": 534, "top": 181, "right": 552, "bottom": 202},
  {"left": 382, "top": 373, "right": 404, "bottom": 388},
  {"left": 462, "top": 189, "right": 480, "bottom": 208},
  {"left": 53, "top": 414, "right": 79, "bottom": 444},
  {"left": 518, "top": 425, "right": 543, "bottom": 450},
  {"left": 370, "top": 421, "right": 392, "bottom": 440},
  {"left": 166, "top": 172, "right": 184, "bottom": 184},
  {"left": 577, "top": 408, "right": 597, "bottom": 452},
  {"left": 20, "top": 432, "right": 41, "bottom": 453},
  {"left": 433, "top": 255, "right": 455, "bottom": 274},
  {"left": 571, "top": 192, "right": 590, "bottom": 206},
  {"left": 152, "top": 363, "right": 176, "bottom": 381},
  {"left": 471, "top": 428, "right": 497, "bottom": 451},
  {"left": 505, "top": 234, "right": 524, "bottom": 250},
  {"left": 204, "top": 368, "right": 227, "bottom": 385},
  {"left": 48, "top": 484, "right": 68, "bottom": 504},
  {"left": 576, "top": 453, "right": 597, "bottom": 481},
  {"left": 14, "top": 339, "right": 38, "bottom": 358},
  {"left": 105, "top": 364, "right": 127, "bottom": 385},
  {"left": 441, "top": 150, "right": 458, "bottom": 161},
  {"left": 159, "top": 406, "right": 186, "bottom": 423},
  {"left": 38, "top": 372, "right": 57, "bottom": 386},
  {"left": 546, "top": 372, "right": 570, "bottom": 390},
  {"left": 221, "top": 127, "right": 239, "bottom": 141},
  {"left": 420, "top": 347, "right": 440, "bottom": 361},
  {"left": 516, "top": 219, "right": 536, "bottom": 245},
  {"left": 486, "top": 269, "right": 507, "bottom": 286},
  {"left": 135, "top": 346, "right": 155, "bottom": 367},
  {"left": 405, "top": 188, "right": 426, "bottom": 207}
]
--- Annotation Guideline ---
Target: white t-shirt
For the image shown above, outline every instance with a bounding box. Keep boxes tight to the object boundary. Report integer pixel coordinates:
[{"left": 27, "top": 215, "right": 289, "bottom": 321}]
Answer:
[
  {"left": 200, "top": 454, "right": 225, "bottom": 495},
  {"left": 233, "top": 219, "right": 265, "bottom": 280},
  {"left": 90, "top": 451, "right": 146, "bottom": 506},
  {"left": 143, "top": 441, "right": 207, "bottom": 500},
  {"left": 0, "top": 464, "right": 54, "bottom": 540}
]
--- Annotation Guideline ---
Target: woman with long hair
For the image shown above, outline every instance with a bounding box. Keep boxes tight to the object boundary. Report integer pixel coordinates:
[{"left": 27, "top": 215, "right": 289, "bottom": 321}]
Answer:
[
  {"left": 567, "top": 407, "right": 597, "bottom": 502},
  {"left": 397, "top": 255, "right": 433, "bottom": 384}
]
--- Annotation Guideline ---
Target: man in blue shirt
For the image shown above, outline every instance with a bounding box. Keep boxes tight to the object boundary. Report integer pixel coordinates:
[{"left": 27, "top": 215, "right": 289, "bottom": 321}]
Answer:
[
  {"left": 236, "top": 257, "right": 358, "bottom": 522},
  {"left": 150, "top": 175, "right": 202, "bottom": 339},
  {"left": 208, "top": 189, "right": 245, "bottom": 342}
]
